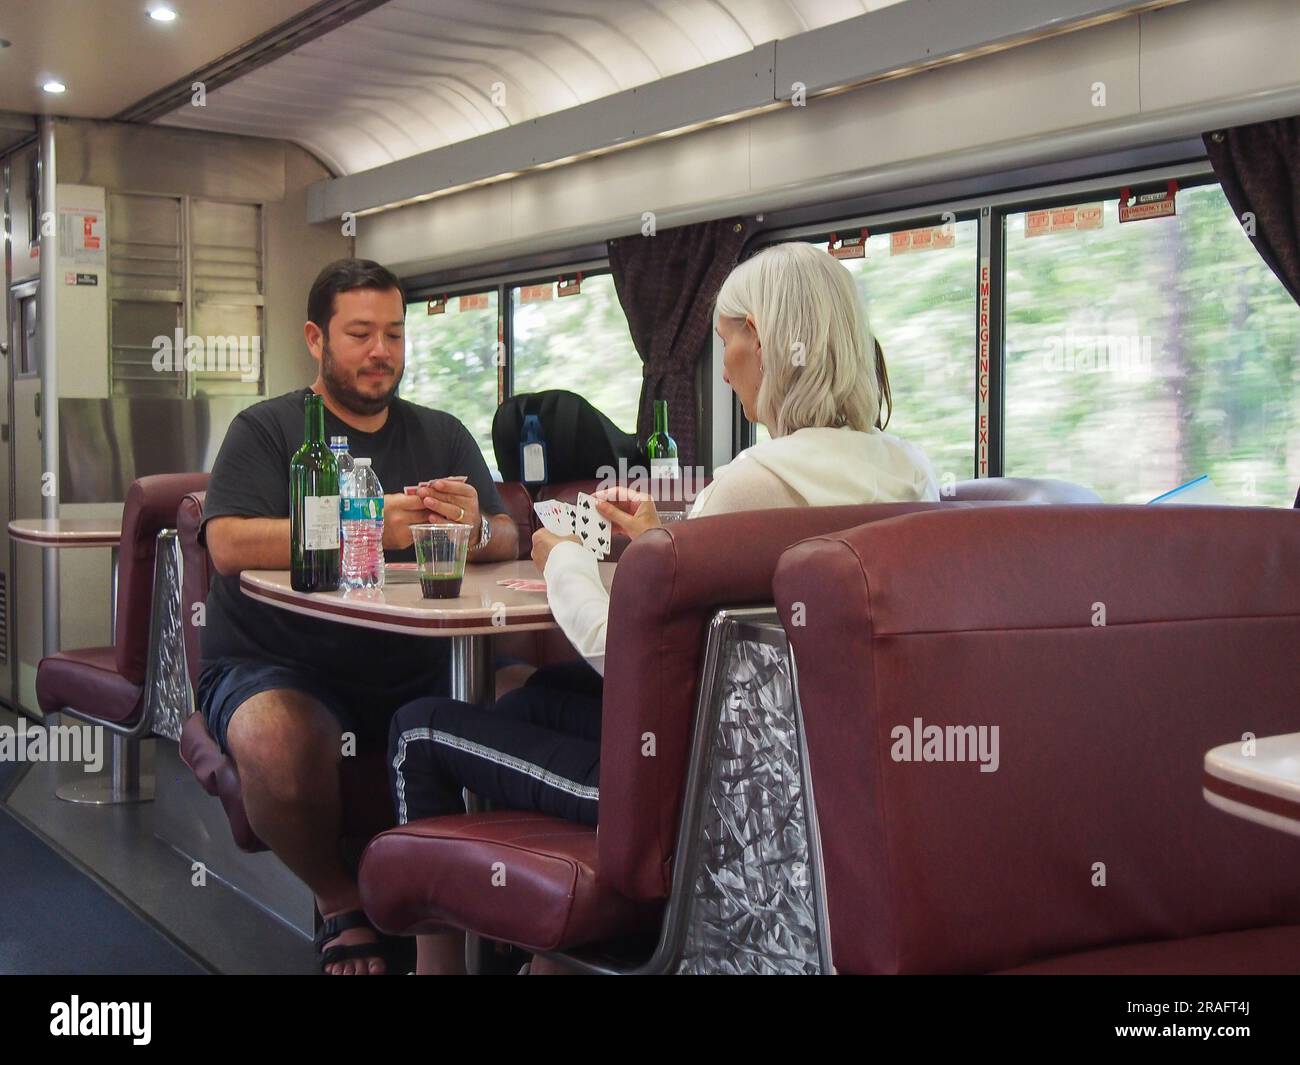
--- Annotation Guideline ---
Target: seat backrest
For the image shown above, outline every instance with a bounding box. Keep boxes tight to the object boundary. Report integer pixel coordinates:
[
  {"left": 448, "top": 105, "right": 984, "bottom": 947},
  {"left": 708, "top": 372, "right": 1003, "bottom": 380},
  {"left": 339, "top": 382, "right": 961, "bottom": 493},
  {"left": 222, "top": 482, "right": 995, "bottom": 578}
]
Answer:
[
  {"left": 177, "top": 491, "right": 211, "bottom": 690},
  {"left": 496, "top": 481, "right": 534, "bottom": 560},
  {"left": 598, "top": 500, "right": 989, "bottom": 900},
  {"left": 492, "top": 390, "right": 644, "bottom": 483},
  {"left": 116, "top": 473, "right": 210, "bottom": 685},
  {"left": 950, "top": 476, "right": 1100, "bottom": 503},
  {"left": 774, "top": 504, "right": 1300, "bottom": 973}
]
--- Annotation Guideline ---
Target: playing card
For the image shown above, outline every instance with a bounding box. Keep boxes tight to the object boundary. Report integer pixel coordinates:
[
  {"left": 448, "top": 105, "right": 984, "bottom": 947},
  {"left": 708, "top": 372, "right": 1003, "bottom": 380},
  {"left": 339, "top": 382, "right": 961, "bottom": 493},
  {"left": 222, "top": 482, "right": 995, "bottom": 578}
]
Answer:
[
  {"left": 533, "top": 499, "right": 574, "bottom": 536},
  {"left": 403, "top": 486, "right": 421, "bottom": 495},
  {"left": 496, "top": 578, "right": 547, "bottom": 592},
  {"left": 575, "top": 492, "right": 612, "bottom": 560}
]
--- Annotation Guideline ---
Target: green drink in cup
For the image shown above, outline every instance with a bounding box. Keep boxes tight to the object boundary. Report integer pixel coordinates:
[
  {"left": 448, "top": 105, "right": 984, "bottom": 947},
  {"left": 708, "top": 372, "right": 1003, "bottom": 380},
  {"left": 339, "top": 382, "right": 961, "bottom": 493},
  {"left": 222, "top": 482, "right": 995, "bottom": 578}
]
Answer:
[{"left": 412, "top": 523, "right": 472, "bottom": 599}]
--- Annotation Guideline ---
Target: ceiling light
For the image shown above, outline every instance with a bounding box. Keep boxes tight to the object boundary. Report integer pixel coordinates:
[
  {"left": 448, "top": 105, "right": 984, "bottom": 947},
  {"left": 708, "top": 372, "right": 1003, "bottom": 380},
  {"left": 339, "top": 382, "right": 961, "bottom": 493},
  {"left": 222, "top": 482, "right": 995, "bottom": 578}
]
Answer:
[
  {"left": 148, "top": 6, "right": 177, "bottom": 21},
  {"left": 43, "top": 80, "right": 67, "bottom": 94}
]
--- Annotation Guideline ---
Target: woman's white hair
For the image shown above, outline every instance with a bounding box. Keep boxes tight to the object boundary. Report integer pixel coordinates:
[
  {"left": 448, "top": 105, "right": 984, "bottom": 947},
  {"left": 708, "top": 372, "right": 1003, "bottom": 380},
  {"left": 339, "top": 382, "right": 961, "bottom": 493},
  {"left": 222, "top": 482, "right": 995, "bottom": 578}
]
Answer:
[{"left": 715, "top": 241, "right": 880, "bottom": 437}]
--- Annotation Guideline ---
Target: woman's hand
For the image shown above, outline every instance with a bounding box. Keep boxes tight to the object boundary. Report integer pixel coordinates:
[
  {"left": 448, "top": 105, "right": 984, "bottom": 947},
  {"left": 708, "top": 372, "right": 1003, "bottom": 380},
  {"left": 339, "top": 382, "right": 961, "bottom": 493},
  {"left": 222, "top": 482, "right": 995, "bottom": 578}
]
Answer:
[
  {"left": 592, "top": 486, "right": 661, "bottom": 541},
  {"left": 531, "top": 528, "right": 580, "bottom": 574}
]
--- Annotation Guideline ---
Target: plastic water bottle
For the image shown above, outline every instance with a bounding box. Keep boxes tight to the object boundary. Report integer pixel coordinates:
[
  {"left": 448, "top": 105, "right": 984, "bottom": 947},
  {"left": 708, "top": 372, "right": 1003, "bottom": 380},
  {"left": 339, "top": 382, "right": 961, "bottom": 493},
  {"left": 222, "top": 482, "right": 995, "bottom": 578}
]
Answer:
[
  {"left": 330, "top": 435, "right": 354, "bottom": 495},
  {"left": 340, "top": 458, "right": 384, "bottom": 590}
]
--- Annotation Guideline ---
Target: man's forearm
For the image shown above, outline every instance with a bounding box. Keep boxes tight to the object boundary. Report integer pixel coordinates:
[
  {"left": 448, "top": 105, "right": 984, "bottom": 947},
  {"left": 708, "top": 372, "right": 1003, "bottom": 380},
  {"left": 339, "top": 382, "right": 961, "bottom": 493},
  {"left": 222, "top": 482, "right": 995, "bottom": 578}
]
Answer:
[
  {"left": 468, "top": 513, "right": 518, "bottom": 563},
  {"left": 206, "top": 516, "right": 291, "bottom": 576}
]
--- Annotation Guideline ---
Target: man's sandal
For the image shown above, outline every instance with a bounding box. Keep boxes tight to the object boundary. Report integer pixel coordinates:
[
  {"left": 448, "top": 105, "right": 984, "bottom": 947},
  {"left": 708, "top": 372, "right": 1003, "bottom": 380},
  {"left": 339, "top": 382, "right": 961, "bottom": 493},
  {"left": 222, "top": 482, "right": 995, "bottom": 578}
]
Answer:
[{"left": 315, "top": 910, "right": 392, "bottom": 974}]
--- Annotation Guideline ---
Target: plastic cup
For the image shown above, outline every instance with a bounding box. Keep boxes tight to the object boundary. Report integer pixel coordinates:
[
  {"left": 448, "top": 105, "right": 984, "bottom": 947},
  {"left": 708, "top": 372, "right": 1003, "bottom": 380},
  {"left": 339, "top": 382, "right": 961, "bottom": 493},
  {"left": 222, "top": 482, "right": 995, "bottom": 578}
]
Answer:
[{"left": 411, "top": 523, "right": 471, "bottom": 599}]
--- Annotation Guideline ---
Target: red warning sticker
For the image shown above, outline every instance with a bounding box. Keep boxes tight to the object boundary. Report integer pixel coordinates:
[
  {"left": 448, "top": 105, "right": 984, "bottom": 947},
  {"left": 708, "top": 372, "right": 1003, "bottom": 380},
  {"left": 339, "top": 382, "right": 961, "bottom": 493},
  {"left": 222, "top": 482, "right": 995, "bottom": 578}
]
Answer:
[
  {"left": 1118, "top": 181, "right": 1178, "bottom": 224},
  {"left": 458, "top": 294, "right": 490, "bottom": 311},
  {"left": 518, "top": 284, "right": 552, "bottom": 303},
  {"left": 1026, "top": 203, "right": 1104, "bottom": 237},
  {"left": 828, "top": 229, "right": 868, "bottom": 260},
  {"left": 890, "top": 225, "right": 956, "bottom": 255}
]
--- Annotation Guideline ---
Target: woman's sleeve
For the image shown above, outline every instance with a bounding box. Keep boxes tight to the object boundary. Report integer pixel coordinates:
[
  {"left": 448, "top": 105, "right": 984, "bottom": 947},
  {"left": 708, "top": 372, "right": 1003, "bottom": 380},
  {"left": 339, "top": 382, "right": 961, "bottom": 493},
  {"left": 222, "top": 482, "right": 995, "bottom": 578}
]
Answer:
[{"left": 542, "top": 541, "right": 609, "bottom": 675}]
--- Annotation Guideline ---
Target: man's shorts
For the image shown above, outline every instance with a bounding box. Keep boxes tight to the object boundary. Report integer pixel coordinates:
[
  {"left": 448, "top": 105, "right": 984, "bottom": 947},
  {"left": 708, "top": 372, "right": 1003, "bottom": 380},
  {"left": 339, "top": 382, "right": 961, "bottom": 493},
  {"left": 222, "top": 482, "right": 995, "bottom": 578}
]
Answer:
[{"left": 198, "top": 657, "right": 450, "bottom": 756}]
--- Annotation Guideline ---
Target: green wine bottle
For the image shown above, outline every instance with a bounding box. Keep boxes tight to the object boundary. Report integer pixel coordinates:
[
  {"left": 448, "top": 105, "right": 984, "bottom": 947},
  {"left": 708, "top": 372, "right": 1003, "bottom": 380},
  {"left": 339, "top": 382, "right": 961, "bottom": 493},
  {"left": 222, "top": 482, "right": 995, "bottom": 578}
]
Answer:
[
  {"left": 646, "top": 399, "right": 679, "bottom": 481},
  {"left": 290, "top": 393, "right": 340, "bottom": 592}
]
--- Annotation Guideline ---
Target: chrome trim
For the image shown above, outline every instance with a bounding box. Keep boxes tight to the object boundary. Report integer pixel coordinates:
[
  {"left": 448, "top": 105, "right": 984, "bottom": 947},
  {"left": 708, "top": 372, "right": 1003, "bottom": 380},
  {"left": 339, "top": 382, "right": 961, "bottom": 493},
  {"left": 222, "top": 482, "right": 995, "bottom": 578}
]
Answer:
[
  {"left": 550, "top": 605, "right": 830, "bottom": 975},
  {"left": 789, "top": 643, "right": 833, "bottom": 974},
  {"left": 57, "top": 530, "right": 190, "bottom": 742}
]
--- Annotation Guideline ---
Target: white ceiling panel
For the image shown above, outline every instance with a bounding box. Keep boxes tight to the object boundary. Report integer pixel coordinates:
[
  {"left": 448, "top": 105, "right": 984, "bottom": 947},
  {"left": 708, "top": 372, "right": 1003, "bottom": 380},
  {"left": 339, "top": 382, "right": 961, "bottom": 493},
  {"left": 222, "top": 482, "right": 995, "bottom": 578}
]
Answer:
[{"left": 157, "top": 0, "right": 909, "bottom": 174}]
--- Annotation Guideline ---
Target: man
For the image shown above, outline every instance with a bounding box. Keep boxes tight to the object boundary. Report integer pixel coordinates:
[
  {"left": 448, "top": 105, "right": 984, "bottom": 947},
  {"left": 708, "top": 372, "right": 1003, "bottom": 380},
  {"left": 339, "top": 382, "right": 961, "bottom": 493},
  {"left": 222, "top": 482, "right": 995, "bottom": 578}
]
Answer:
[{"left": 199, "top": 258, "right": 517, "bottom": 974}]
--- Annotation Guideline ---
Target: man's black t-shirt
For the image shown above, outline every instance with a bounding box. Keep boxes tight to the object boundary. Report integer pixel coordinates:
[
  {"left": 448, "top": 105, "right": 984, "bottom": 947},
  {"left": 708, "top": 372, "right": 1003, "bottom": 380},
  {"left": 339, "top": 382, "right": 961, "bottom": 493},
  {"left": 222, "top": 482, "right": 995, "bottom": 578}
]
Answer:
[{"left": 199, "top": 387, "right": 506, "bottom": 688}]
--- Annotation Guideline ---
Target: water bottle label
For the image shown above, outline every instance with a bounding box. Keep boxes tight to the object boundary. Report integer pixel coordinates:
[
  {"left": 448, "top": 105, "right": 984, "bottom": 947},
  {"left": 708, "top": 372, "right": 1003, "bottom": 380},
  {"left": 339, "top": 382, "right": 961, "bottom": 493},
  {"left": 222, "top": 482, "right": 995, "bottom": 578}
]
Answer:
[
  {"left": 303, "top": 495, "right": 341, "bottom": 549},
  {"left": 650, "top": 457, "right": 680, "bottom": 479},
  {"left": 340, "top": 496, "right": 383, "bottom": 522},
  {"left": 522, "top": 442, "right": 546, "bottom": 483}
]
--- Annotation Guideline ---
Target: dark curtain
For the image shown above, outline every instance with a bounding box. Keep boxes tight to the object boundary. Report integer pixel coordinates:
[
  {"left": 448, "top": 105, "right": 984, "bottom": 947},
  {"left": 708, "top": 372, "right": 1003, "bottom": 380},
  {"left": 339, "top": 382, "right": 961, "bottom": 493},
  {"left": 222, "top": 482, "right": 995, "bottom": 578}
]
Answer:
[
  {"left": 1203, "top": 118, "right": 1300, "bottom": 305},
  {"left": 608, "top": 218, "right": 749, "bottom": 465}
]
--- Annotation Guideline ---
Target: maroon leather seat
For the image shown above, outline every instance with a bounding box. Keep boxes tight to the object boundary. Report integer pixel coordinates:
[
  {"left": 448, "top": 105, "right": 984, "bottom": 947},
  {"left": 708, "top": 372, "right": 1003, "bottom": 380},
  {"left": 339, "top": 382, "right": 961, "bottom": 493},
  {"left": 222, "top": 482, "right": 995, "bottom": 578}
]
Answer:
[
  {"left": 37, "top": 473, "right": 210, "bottom": 726},
  {"left": 175, "top": 490, "right": 395, "bottom": 854},
  {"left": 360, "top": 811, "right": 660, "bottom": 950},
  {"left": 773, "top": 504, "right": 1300, "bottom": 974},
  {"left": 361, "top": 478, "right": 1099, "bottom": 955},
  {"left": 360, "top": 500, "right": 986, "bottom": 951}
]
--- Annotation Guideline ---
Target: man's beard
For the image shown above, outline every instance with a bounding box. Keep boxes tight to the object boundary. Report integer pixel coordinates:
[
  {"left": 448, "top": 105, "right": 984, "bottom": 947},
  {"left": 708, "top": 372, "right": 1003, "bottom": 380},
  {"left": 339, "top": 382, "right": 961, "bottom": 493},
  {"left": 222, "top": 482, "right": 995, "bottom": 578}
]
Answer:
[{"left": 320, "top": 339, "right": 403, "bottom": 417}]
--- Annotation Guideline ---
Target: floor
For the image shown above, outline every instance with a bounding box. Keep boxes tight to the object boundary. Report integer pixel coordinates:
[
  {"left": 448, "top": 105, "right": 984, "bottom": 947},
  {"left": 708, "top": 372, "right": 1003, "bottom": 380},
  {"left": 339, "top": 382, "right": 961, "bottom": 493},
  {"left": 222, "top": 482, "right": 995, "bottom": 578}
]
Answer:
[{"left": 0, "top": 705, "right": 316, "bottom": 975}]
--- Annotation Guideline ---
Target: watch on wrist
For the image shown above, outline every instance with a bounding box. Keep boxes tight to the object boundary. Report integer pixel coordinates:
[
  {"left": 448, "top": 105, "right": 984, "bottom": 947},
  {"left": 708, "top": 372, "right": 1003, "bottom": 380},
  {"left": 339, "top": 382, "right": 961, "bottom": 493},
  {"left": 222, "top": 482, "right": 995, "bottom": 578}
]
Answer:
[{"left": 473, "top": 514, "right": 492, "bottom": 550}]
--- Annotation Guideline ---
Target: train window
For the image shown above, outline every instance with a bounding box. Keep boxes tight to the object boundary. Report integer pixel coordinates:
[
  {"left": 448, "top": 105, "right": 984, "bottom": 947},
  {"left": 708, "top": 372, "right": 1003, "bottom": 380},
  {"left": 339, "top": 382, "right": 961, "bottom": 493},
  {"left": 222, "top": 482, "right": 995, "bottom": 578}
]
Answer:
[
  {"left": 510, "top": 273, "right": 641, "bottom": 433},
  {"left": 751, "top": 222, "right": 979, "bottom": 485},
  {"left": 1005, "top": 184, "right": 1300, "bottom": 506},
  {"left": 400, "top": 291, "right": 500, "bottom": 469}
]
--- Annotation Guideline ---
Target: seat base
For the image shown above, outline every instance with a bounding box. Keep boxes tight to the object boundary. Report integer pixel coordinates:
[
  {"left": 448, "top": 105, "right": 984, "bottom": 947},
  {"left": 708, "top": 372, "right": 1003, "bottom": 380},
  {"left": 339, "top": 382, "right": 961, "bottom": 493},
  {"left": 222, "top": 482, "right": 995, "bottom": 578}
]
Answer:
[
  {"left": 56, "top": 773, "right": 155, "bottom": 805},
  {"left": 996, "top": 924, "right": 1300, "bottom": 975},
  {"left": 360, "top": 810, "right": 662, "bottom": 953}
]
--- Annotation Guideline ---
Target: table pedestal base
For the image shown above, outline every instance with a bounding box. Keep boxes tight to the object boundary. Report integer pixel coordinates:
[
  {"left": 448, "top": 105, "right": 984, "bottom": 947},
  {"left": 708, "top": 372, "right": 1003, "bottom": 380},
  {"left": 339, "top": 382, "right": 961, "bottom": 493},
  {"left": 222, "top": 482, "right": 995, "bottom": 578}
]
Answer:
[{"left": 55, "top": 733, "right": 152, "bottom": 805}]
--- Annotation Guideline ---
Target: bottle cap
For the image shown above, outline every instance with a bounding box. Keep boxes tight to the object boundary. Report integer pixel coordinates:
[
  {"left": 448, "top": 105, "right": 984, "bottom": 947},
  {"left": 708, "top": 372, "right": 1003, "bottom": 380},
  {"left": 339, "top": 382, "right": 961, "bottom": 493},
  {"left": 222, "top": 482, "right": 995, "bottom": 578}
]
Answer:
[
  {"left": 330, "top": 435, "right": 348, "bottom": 447},
  {"left": 354, "top": 458, "right": 371, "bottom": 466}
]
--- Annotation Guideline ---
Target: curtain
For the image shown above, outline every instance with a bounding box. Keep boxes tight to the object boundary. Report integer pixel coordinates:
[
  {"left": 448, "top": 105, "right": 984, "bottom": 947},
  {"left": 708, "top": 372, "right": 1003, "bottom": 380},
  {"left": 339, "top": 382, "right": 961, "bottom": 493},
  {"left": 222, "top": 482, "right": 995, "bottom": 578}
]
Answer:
[
  {"left": 1203, "top": 118, "right": 1300, "bottom": 305},
  {"left": 608, "top": 218, "right": 749, "bottom": 466}
]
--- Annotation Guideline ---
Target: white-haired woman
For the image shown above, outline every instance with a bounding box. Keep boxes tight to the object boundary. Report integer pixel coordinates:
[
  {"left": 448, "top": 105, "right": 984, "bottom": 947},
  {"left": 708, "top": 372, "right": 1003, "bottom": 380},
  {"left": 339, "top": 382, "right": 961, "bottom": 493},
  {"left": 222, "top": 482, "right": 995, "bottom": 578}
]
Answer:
[{"left": 387, "top": 242, "right": 937, "bottom": 973}]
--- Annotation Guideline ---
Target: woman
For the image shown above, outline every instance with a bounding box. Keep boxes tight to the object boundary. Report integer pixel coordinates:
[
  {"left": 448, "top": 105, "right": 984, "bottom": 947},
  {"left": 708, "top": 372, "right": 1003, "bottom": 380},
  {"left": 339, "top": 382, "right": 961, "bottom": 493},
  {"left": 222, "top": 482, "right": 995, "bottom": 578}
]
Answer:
[{"left": 387, "top": 242, "right": 938, "bottom": 973}]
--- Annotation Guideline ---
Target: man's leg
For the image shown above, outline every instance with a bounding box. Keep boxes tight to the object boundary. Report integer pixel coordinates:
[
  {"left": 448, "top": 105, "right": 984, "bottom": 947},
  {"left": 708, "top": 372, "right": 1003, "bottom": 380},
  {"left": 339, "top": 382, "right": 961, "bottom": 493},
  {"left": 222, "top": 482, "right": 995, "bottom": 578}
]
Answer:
[{"left": 225, "top": 688, "right": 383, "bottom": 975}]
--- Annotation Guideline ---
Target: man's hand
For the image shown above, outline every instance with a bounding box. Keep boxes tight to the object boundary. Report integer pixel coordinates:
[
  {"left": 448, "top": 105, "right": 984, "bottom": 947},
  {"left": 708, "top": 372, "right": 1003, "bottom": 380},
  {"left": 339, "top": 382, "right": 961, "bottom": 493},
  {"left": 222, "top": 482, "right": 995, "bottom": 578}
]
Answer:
[
  {"left": 531, "top": 528, "right": 580, "bottom": 574},
  {"left": 382, "top": 492, "right": 434, "bottom": 551},
  {"left": 592, "top": 486, "right": 661, "bottom": 541},
  {"left": 420, "top": 478, "right": 480, "bottom": 539}
]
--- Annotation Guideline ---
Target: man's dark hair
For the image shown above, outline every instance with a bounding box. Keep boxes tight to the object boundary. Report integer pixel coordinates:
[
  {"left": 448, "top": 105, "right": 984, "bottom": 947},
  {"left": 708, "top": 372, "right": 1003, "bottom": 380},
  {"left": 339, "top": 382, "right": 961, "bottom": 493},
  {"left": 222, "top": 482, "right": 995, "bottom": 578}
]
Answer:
[{"left": 307, "top": 258, "right": 406, "bottom": 333}]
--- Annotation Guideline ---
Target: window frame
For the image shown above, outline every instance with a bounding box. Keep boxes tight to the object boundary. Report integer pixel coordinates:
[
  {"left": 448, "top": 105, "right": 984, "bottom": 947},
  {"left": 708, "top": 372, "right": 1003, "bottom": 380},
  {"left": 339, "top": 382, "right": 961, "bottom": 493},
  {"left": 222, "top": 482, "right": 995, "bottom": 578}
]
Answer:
[{"left": 739, "top": 160, "right": 1219, "bottom": 478}]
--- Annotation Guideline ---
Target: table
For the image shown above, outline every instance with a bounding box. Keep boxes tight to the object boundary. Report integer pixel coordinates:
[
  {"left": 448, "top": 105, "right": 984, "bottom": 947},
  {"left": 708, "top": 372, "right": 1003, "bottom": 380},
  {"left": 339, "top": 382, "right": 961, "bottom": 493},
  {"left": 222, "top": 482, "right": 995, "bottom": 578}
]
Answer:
[
  {"left": 239, "top": 559, "right": 615, "bottom": 706},
  {"left": 8, "top": 518, "right": 123, "bottom": 655},
  {"left": 1203, "top": 732, "right": 1300, "bottom": 837},
  {"left": 241, "top": 557, "right": 615, "bottom": 973}
]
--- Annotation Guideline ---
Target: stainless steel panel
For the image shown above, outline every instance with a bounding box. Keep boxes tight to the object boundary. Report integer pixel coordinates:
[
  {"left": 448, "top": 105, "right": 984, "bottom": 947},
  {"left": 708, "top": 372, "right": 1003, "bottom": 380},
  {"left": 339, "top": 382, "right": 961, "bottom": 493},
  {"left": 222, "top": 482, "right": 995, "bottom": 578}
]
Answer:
[
  {"left": 55, "top": 121, "right": 286, "bottom": 204},
  {"left": 57, "top": 396, "right": 259, "bottom": 503},
  {"left": 676, "top": 617, "right": 825, "bottom": 975}
]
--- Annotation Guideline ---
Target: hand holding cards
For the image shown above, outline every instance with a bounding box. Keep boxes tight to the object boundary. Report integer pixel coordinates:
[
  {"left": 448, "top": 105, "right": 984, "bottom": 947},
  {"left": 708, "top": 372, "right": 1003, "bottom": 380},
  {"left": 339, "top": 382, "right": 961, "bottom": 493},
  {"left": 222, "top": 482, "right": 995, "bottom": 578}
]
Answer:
[{"left": 533, "top": 493, "right": 612, "bottom": 559}]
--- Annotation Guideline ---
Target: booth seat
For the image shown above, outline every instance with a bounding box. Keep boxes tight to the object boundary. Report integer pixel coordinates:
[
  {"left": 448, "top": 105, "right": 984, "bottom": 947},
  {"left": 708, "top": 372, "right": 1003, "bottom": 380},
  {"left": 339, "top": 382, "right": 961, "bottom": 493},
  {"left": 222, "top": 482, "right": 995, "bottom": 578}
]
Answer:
[
  {"left": 176, "top": 491, "right": 394, "bottom": 855},
  {"left": 36, "top": 473, "right": 209, "bottom": 803},
  {"left": 358, "top": 499, "right": 998, "bottom": 955},
  {"left": 773, "top": 504, "right": 1300, "bottom": 974}
]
